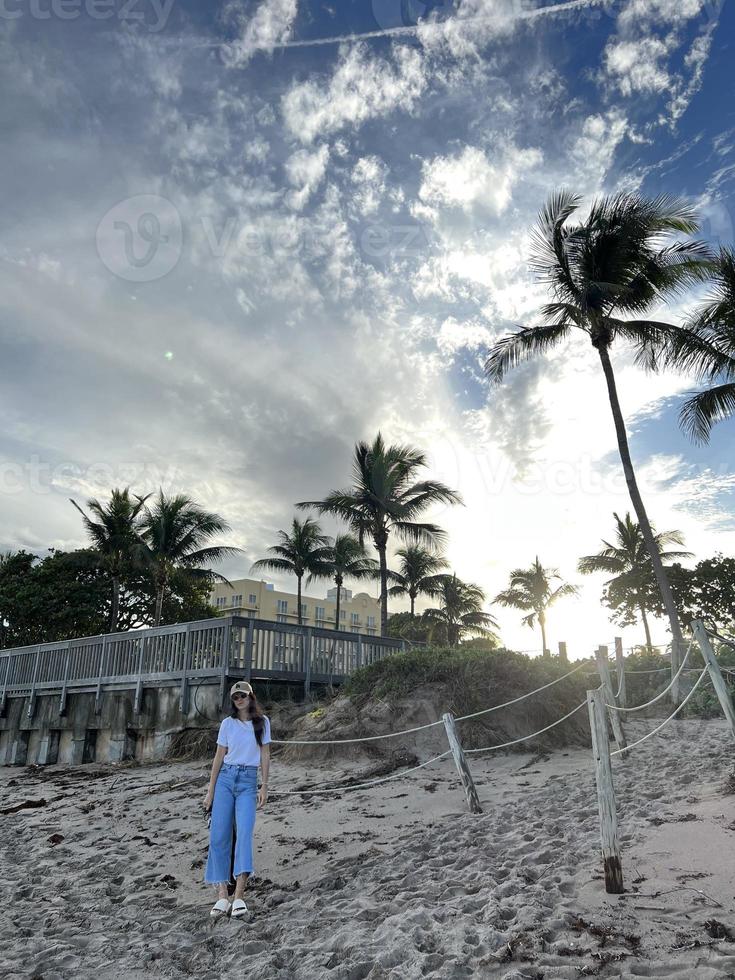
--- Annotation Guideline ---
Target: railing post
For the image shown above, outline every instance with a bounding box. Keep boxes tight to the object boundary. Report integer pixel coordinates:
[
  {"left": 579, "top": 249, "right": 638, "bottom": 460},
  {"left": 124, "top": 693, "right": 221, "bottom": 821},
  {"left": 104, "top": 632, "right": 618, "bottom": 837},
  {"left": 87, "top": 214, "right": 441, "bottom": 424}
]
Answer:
[
  {"left": 442, "top": 712, "right": 482, "bottom": 814},
  {"left": 244, "top": 618, "right": 254, "bottom": 681},
  {"left": 57, "top": 642, "right": 72, "bottom": 716},
  {"left": 27, "top": 644, "right": 42, "bottom": 719},
  {"left": 133, "top": 635, "right": 145, "bottom": 715},
  {"left": 303, "top": 627, "right": 312, "bottom": 698},
  {"left": 587, "top": 687, "right": 624, "bottom": 894},
  {"left": 691, "top": 620, "right": 735, "bottom": 739},
  {"left": 558, "top": 641, "right": 568, "bottom": 663},
  {"left": 614, "top": 637, "right": 626, "bottom": 707},
  {"left": 219, "top": 619, "right": 232, "bottom": 709},
  {"left": 94, "top": 636, "right": 108, "bottom": 716},
  {"left": 179, "top": 623, "right": 193, "bottom": 714},
  {"left": 0, "top": 655, "right": 11, "bottom": 716},
  {"left": 596, "top": 645, "right": 627, "bottom": 755},
  {"left": 356, "top": 633, "right": 363, "bottom": 671}
]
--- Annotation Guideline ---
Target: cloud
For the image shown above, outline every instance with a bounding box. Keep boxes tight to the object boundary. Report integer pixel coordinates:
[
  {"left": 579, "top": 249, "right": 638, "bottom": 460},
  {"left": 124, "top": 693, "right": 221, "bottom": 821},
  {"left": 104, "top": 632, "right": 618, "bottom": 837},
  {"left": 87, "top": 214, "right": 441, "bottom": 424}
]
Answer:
[
  {"left": 285, "top": 144, "right": 330, "bottom": 210},
  {"left": 222, "top": 0, "right": 298, "bottom": 67},
  {"left": 604, "top": 37, "right": 673, "bottom": 96}
]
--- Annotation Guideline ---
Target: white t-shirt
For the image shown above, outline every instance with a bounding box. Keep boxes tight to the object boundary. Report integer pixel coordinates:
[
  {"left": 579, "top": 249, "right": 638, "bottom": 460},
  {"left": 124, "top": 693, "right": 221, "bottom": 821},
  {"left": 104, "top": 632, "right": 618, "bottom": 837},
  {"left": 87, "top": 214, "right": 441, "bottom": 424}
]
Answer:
[{"left": 217, "top": 715, "right": 271, "bottom": 767}]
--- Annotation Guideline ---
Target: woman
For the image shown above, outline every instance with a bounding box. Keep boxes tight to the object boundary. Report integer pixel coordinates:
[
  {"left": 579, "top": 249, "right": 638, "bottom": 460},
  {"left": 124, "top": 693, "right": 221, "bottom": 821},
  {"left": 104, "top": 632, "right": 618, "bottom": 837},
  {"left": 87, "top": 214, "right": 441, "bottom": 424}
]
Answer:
[{"left": 203, "top": 680, "right": 271, "bottom": 918}]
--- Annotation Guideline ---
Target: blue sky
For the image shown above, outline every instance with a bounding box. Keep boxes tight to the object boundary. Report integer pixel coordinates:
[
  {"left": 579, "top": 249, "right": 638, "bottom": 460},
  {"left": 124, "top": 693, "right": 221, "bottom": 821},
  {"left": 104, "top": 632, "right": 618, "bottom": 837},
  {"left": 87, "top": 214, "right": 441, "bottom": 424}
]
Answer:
[{"left": 1, "top": 0, "right": 734, "bottom": 655}]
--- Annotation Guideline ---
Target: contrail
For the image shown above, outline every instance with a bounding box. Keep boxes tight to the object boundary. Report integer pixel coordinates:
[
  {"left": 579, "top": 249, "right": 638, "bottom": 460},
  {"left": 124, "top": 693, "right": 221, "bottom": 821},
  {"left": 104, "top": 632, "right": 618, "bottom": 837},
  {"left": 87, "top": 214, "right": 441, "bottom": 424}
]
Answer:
[{"left": 255, "top": 0, "right": 607, "bottom": 51}]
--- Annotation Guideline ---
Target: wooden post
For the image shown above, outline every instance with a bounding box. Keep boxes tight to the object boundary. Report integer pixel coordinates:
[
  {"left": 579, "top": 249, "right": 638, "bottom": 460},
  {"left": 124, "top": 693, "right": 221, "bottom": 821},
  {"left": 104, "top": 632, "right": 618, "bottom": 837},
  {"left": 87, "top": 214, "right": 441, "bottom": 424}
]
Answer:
[
  {"left": 219, "top": 619, "right": 232, "bottom": 709},
  {"left": 691, "top": 620, "right": 735, "bottom": 739},
  {"left": 587, "top": 688, "right": 624, "bottom": 894},
  {"left": 179, "top": 623, "right": 192, "bottom": 714},
  {"left": 94, "top": 635, "right": 108, "bottom": 715},
  {"left": 27, "top": 645, "right": 42, "bottom": 719},
  {"left": 57, "top": 642, "right": 71, "bottom": 716},
  {"left": 614, "top": 637, "right": 626, "bottom": 708},
  {"left": 244, "top": 618, "right": 254, "bottom": 681},
  {"left": 596, "top": 646, "right": 627, "bottom": 755},
  {"left": 133, "top": 636, "right": 145, "bottom": 715},
  {"left": 558, "top": 641, "right": 568, "bottom": 663},
  {"left": 303, "top": 627, "right": 312, "bottom": 698},
  {"left": 670, "top": 635, "right": 683, "bottom": 706},
  {"left": 442, "top": 712, "right": 482, "bottom": 814},
  {"left": 356, "top": 633, "right": 363, "bottom": 671},
  {"left": 0, "top": 654, "right": 11, "bottom": 716}
]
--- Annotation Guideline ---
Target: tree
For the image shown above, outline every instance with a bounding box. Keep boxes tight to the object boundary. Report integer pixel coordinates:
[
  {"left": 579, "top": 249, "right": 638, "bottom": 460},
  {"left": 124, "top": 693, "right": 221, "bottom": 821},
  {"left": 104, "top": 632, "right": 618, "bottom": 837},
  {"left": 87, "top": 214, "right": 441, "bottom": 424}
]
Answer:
[
  {"left": 495, "top": 557, "right": 578, "bottom": 656},
  {"left": 385, "top": 610, "right": 433, "bottom": 645},
  {"left": 578, "top": 512, "right": 691, "bottom": 652},
  {"left": 300, "top": 433, "right": 461, "bottom": 635},
  {"left": 387, "top": 545, "right": 448, "bottom": 616},
  {"left": 676, "top": 247, "right": 735, "bottom": 443},
  {"left": 485, "top": 192, "right": 710, "bottom": 672},
  {"left": 70, "top": 487, "right": 149, "bottom": 632},
  {"left": 317, "top": 533, "right": 378, "bottom": 630},
  {"left": 251, "top": 517, "right": 332, "bottom": 626},
  {"left": 422, "top": 573, "right": 498, "bottom": 647},
  {"left": 140, "top": 491, "right": 240, "bottom": 627},
  {"left": 649, "top": 555, "right": 735, "bottom": 633}
]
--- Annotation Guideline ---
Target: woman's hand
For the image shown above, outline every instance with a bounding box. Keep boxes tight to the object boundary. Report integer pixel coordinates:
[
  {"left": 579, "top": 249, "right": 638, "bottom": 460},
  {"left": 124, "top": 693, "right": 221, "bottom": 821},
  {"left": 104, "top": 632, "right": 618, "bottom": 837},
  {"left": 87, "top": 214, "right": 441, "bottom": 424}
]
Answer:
[
  {"left": 257, "top": 785, "right": 268, "bottom": 809},
  {"left": 203, "top": 789, "right": 213, "bottom": 813}
]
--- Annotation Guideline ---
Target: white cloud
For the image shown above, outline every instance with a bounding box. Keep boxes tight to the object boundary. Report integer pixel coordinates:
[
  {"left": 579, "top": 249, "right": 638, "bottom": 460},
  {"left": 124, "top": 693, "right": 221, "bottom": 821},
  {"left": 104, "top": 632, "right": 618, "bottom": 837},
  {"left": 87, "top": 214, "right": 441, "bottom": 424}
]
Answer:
[
  {"left": 285, "top": 144, "right": 329, "bottom": 210},
  {"left": 351, "top": 156, "right": 389, "bottom": 216},
  {"left": 281, "top": 44, "right": 427, "bottom": 143},
  {"left": 604, "top": 37, "right": 672, "bottom": 96},
  {"left": 223, "top": 0, "right": 298, "bottom": 67}
]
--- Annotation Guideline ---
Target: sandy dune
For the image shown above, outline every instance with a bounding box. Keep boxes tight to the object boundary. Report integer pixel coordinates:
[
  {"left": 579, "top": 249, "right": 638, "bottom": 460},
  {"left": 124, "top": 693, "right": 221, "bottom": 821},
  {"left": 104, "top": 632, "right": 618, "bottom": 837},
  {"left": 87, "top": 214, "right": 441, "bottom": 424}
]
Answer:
[{"left": 1, "top": 717, "right": 734, "bottom": 979}]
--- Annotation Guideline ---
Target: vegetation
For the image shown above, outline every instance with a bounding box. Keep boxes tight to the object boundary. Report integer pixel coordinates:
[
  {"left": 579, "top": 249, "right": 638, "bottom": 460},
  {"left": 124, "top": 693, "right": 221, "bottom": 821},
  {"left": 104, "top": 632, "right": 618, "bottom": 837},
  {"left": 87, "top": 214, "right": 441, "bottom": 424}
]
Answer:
[
  {"left": 386, "top": 545, "right": 448, "bottom": 616},
  {"left": 578, "top": 513, "right": 690, "bottom": 652},
  {"left": 485, "top": 192, "right": 712, "bottom": 664},
  {"left": 422, "top": 574, "right": 498, "bottom": 647},
  {"left": 318, "top": 533, "right": 378, "bottom": 630},
  {"left": 251, "top": 517, "right": 332, "bottom": 626},
  {"left": 495, "top": 557, "right": 578, "bottom": 656},
  {"left": 299, "top": 432, "right": 461, "bottom": 635}
]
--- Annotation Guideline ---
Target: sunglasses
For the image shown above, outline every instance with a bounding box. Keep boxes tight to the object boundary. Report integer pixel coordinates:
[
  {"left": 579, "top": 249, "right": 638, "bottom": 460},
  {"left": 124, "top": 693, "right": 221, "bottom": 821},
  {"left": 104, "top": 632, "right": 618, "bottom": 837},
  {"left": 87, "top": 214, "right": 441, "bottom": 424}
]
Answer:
[{"left": 231, "top": 692, "right": 249, "bottom": 701}]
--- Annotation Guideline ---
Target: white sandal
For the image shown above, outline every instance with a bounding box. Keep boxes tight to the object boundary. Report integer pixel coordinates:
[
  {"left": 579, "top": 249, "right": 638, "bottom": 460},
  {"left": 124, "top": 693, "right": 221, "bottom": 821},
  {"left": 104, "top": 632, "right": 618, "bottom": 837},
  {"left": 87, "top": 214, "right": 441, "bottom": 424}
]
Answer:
[
  {"left": 231, "top": 898, "right": 249, "bottom": 919},
  {"left": 210, "top": 898, "right": 232, "bottom": 918}
]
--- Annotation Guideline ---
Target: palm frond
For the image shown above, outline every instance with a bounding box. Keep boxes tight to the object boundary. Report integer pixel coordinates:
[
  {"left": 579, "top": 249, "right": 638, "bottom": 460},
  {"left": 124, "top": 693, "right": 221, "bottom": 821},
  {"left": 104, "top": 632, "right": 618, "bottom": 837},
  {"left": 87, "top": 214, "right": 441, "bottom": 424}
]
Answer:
[
  {"left": 679, "top": 382, "right": 735, "bottom": 444},
  {"left": 484, "top": 324, "right": 571, "bottom": 383}
]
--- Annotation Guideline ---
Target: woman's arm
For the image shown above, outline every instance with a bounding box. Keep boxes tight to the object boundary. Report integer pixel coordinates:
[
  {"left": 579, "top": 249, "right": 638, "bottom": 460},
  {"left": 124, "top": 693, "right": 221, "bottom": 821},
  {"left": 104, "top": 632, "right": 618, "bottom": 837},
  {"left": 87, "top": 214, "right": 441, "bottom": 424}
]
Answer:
[
  {"left": 258, "top": 744, "right": 270, "bottom": 808},
  {"left": 203, "top": 745, "right": 227, "bottom": 809}
]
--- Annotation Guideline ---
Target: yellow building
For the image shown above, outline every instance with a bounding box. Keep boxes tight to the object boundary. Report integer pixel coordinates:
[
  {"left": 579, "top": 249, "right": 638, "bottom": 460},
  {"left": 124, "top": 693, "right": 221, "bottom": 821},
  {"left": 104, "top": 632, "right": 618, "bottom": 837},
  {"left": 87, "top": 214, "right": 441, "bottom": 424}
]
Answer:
[{"left": 209, "top": 578, "right": 382, "bottom": 636}]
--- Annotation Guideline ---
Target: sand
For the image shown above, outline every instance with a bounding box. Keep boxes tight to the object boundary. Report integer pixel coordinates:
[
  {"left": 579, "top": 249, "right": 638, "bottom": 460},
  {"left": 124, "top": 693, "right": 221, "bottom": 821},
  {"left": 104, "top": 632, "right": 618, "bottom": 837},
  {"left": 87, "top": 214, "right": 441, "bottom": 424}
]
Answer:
[{"left": 1, "top": 717, "right": 735, "bottom": 980}]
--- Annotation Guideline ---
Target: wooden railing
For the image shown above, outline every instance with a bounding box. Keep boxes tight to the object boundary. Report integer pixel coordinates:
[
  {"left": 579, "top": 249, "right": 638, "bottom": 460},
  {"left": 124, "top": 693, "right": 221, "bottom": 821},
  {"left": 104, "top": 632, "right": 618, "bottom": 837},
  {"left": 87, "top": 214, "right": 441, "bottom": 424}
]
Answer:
[{"left": 0, "top": 616, "right": 403, "bottom": 717}]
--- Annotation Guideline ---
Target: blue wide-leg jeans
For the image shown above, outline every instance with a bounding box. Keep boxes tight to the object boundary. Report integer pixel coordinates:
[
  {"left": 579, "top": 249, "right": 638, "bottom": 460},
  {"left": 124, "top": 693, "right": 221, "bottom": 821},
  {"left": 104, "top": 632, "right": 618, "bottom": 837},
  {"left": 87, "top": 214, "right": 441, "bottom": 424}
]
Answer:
[{"left": 204, "top": 763, "right": 258, "bottom": 885}]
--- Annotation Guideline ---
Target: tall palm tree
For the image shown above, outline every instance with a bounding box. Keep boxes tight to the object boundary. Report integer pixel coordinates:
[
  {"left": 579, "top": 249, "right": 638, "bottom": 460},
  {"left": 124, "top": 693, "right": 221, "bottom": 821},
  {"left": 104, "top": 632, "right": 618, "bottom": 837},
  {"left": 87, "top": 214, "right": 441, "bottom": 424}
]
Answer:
[
  {"left": 140, "top": 491, "right": 241, "bottom": 627},
  {"left": 676, "top": 247, "right": 735, "bottom": 442},
  {"left": 495, "top": 557, "right": 578, "bottom": 657},
  {"left": 70, "top": 487, "right": 149, "bottom": 632},
  {"left": 316, "top": 533, "right": 378, "bottom": 629},
  {"left": 387, "top": 545, "right": 448, "bottom": 616},
  {"left": 578, "top": 512, "right": 691, "bottom": 652},
  {"left": 422, "top": 573, "right": 498, "bottom": 647},
  {"left": 299, "top": 433, "right": 461, "bottom": 634},
  {"left": 251, "top": 517, "right": 332, "bottom": 626},
  {"left": 485, "top": 191, "right": 710, "bottom": 672}
]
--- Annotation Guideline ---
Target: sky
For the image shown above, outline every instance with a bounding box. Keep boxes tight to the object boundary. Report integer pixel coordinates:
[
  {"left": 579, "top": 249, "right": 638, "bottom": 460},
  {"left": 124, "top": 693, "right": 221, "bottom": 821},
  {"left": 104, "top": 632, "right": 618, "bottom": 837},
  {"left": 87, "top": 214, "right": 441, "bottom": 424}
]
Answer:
[{"left": 1, "top": 0, "right": 734, "bottom": 658}]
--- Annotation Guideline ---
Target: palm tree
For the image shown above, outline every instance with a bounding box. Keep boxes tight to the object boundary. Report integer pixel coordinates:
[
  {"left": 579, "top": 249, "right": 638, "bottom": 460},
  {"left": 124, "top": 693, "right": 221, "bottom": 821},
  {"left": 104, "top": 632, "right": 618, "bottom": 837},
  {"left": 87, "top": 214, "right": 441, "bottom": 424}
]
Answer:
[
  {"left": 578, "top": 512, "right": 691, "bottom": 652},
  {"left": 251, "top": 517, "right": 332, "bottom": 626},
  {"left": 422, "top": 573, "right": 498, "bottom": 647},
  {"left": 70, "top": 487, "right": 149, "bottom": 632},
  {"left": 140, "top": 491, "right": 241, "bottom": 627},
  {"left": 485, "top": 191, "right": 711, "bottom": 671},
  {"left": 299, "top": 433, "right": 461, "bottom": 634},
  {"left": 387, "top": 545, "right": 448, "bottom": 616},
  {"left": 495, "top": 557, "right": 578, "bottom": 656},
  {"left": 317, "top": 533, "right": 378, "bottom": 629},
  {"left": 676, "top": 247, "right": 735, "bottom": 442}
]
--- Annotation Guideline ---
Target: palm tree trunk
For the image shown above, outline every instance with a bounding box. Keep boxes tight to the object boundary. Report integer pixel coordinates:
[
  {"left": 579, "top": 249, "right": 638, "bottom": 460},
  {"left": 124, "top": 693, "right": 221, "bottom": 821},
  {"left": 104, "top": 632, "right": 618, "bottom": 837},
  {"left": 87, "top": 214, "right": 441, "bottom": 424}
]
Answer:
[
  {"left": 410, "top": 591, "right": 416, "bottom": 617},
  {"left": 334, "top": 577, "right": 341, "bottom": 630},
  {"left": 639, "top": 601, "right": 653, "bottom": 653},
  {"left": 154, "top": 585, "right": 165, "bottom": 627},
  {"left": 297, "top": 574, "right": 303, "bottom": 626},
  {"left": 596, "top": 344, "right": 684, "bottom": 701},
  {"left": 540, "top": 614, "right": 548, "bottom": 658},
  {"left": 110, "top": 577, "right": 120, "bottom": 633},
  {"left": 376, "top": 536, "right": 388, "bottom": 636}
]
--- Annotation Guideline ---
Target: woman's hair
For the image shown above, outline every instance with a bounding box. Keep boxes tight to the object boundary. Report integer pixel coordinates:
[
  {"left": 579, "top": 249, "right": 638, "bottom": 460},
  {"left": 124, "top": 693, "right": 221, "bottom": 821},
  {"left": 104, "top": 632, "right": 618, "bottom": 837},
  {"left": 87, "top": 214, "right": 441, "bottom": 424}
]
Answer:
[{"left": 230, "top": 691, "right": 266, "bottom": 745}]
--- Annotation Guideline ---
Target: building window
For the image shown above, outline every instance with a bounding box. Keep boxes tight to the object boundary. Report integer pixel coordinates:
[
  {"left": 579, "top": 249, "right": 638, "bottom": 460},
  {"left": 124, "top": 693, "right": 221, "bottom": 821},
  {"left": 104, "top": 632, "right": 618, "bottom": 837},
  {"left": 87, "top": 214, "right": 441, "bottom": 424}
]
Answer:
[
  {"left": 231, "top": 594, "right": 243, "bottom": 607},
  {"left": 301, "top": 603, "right": 307, "bottom": 617},
  {"left": 277, "top": 599, "right": 288, "bottom": 615},
  {"left": 340, "top": 610, "right": 346, "bottom": 620},
  {"left": 216, "top": 597, "right": 227, "bottom": 609},
  {"left": 276, "top": 614, "right": 287, "bottom": 623},
  {"left": 366, "top": 628, "right": 376, "bottom": 635},
  {"left": 351, "top": 627, "right": 360, "bottom": 633},
  {"left": 315, "top": 606, "right": 325, "bottom": 621},
  {"left": 367, "top": 615, "right": 375, "bottom": 628},
  {"left": 350, "top": 612, "right": 359, "bottom": 625},
  {"left": 248, "top": 593, "right": 257, "bottom": 604}
]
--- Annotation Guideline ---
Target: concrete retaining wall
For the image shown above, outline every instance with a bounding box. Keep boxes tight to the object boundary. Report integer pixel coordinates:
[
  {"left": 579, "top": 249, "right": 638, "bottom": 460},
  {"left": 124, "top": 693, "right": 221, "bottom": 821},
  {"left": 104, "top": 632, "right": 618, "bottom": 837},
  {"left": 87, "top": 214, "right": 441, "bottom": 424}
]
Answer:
[{"left": 0, "top": 682, "right": 225, "bottom": 767}]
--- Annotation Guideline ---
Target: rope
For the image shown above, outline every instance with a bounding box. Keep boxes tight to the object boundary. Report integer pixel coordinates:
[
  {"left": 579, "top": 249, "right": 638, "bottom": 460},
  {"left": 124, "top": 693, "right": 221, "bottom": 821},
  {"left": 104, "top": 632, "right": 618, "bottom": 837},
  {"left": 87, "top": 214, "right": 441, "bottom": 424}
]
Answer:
[
  {"left": 272, "top": 661, "right": 586, "bottom": 745},
  {"left": 465, "top": 699, "right": 587, "bottom": 755},
  {"left": 268, "top": 750, "right": 452, "bottom": 796},
  {"left": 455, "top": 662, "right": 586, "bottom": 723},
  {"left": 610, "top": 666, "right": 709, "bottom": 757},
  {"left": 605, "top": 641, "right": 693, "bottom": 713}
]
